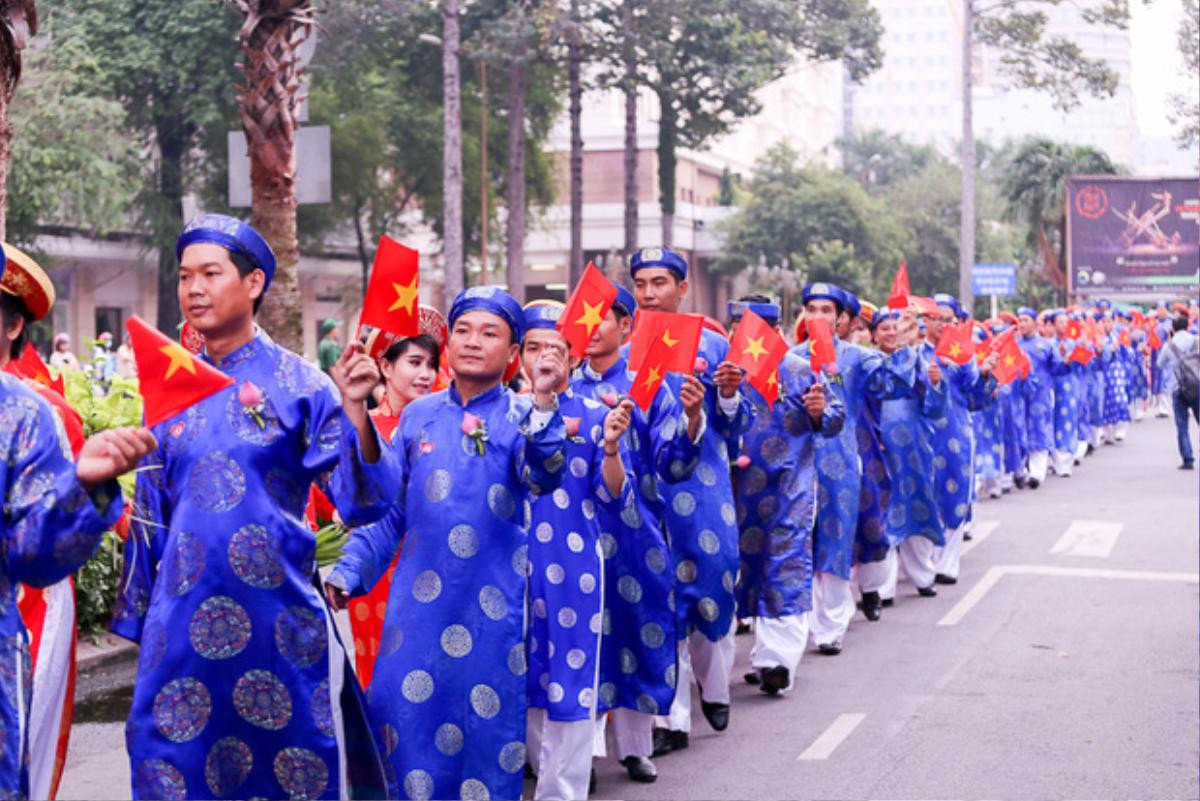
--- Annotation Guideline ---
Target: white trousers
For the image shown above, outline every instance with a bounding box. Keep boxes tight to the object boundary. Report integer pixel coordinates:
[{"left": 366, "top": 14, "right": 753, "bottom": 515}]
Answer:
[
  {"left": 1053, "top": 449, "right": 1074, "bottom": 476},
  {"left": 855, "top": 557, "right": 894, "bottom": 595},
  {"left": 1074, "top": 439, "right": 1089, "bottom": 462},
  {"left": 1115, "top": 420, "right": 1128, "bottom": 440},
  {"left": 1000, "top": 472, "right": 1015, "bottom": 491},
  {"left": 656, "top": 629, "right": 735, "bottom": 733},
  {"left": 593, "top": 707, "right": 652, "bottom": 761},
  {"left": 1132, "top": 402, "right": 1145, "bottom": 421},
  {"left": 933, "top": 521, "right": 966, "bottom": 580},
  {"left": 1027, "top": 450, "right": 1049, "bottom": 483},
  {"left": 749, "top": 614, "right": 809, "bottom": 692},
  {"left": 809, "top": 571, "right": 855, "bottom": 647},
  {"left": 1155, "top": 393, "right": 1171, "bottom": 417},
  {"left": 898, "top": 536, "right": 937, "bottom": 590},
  {"left": 527, "top": 708, "right": 594, "bottom": 800}
]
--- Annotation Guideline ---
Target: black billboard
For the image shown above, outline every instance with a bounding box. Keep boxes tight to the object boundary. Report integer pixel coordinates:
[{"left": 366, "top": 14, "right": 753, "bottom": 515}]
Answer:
[{"left": 1067, "top": 176, "right": 1200, "bottom": 296}]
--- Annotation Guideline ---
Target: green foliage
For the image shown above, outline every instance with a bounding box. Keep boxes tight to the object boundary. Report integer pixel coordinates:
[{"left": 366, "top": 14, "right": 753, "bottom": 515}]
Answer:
[
  {"left": 1169, "top": 0, "right": 1199, "bottom": 150},
  {"left": 6, "top": 46, "right": 141, "bottom": 247},
  {"left": 74, "top": 532, "right": 125, "bottom": 639}
]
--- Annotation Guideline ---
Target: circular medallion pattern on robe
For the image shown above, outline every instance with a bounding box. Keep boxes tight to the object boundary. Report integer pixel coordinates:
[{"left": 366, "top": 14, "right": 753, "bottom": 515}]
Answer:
[
  {"left": 618, "top": 575, "right": 643, "bottom": 603},
  {"left": 535, "top": 522, "right": 554, "bottom": 544},
  {"left": 164, "top": 532, "right": 206, "bottom": 597},
  {"left": 189, "top": 596, "right": 252, "bottom": 660},
  {"left": 448, "top": 524, "right": 480, "bottom": 558},
  {"left": 671, "top": 491, "right": 696, "bottom": 517},
  {"left": 565, "top": 647, "right": 587, "bottom": 669},
  {"left": 488, "top": 483, "right": 516, "bottom": 519},
  {"left": 441, "top": 624, "right": 473, "bottom": 657},
  {"left": 402, "top": 670, "right": 434, "bottom": 703},
  {"left": 273, "top": 747, "right": 329, "bottom": 801},
  {"left": 566, "top": 531, "right": 585, "bottom": 553},
  {"left": 380, "top": 625, "right": 404, "bottom": 656},
  {"left": 507, "top": 642, "right": 527, "bottom": 676},
  {"left": 478, "top": 584, "right": 507, "bottom": 621},
  {"left": 274, "top": 606, "right": 325, "bottom": 668},
  {"left": 232, "top": 669, "right": 293, "bottom": 730},
  {"left": 545, "top": 563, "right": 566, "bottom": 585},
  {"left": 404, "top": 769, "right": 434, "bottom": 801},
  {"left": 599, "top": 682, "right": 617, "bottom": 706},
  {"left": 557, "top": 607, "right": 578, "bottom": 628},
  {"left": 461, "top": 778, "right": 491, "bottom": 801},
  {"left": 162, "top": 404, "right": 205, "bottom": 457},
  {"left": 675, "top": 559, "right": 698, "bottom": 583},
  {"left": 424, "top": 469, "right": 452, "bottom": 503},
  {"left": 578, "top": 572, "right": 596, "bottom": 594},
  {"left": 135, "top": 759, "right": 187, "bottom": 801},
  {"left": 0, "top": 400, "right": 37, "bottom": 463},
  {"left": 698, "top": 596, "right": 721, "bottom": 623},
  {"left": 640, "top": 622, "right": 666, "bottom": 649},
  {"left": 696, "top": 462, "right": 717, "bottom": 487},
  {"left": 227, "top": 524, "right": 285, "bottom": 589},
  {"left": 152, "top": 677, "right": 212, "bottom": 743},
  {"left": 547, "top": 681, "right": 564, "bottom": 703},
  {"left": 141, "top": 622, "right": 168, "bottom": 672},
  {"left": 470, "top": 684, "right": 501, "bottom": 719},
  {"left": 189, "top": 451, "right": 246, "bottom": 513},
  {"left": 511, "top": 544, "right": 529, "bottom": 576},
  {"left": 499, "top": 742, "right": 526, "bottom": 774},
  {"left": 204, "top": 736, "right": 253, "bottom": 798},
  {"left": 721, "top": 502, "right": 737, "bottom": 526},
  {"left": 760, "top": 435, "right": 789, "bottom": 467},
  {"left": 311, "top": 680, "right": 335, "bottom": 738},
  {"left": 619, "top": 648, "right": 637, "bottom": 674},
  {"left": 698, "top": 529, "right": 721, "bottom": 555},
  {"left": 620, "top": 502, "right": 642, "bottom": 528},
  {"left": 569, "top": 456, "right": 589, "bottom": 479},
  {"left": 435, "top": 722, "right": 465, "bottom": 756},
  {"left": 817, "top": 451, "right": 848, "bottom": 481},
  {"left": 412, "top": 570, "right": 443, "bottom": 602},
  {"left": 275, "top": 351, "right": 324, "bottom": 397},
  {"left": 644, "top": 547, "right": 667, "bottom": 574}
]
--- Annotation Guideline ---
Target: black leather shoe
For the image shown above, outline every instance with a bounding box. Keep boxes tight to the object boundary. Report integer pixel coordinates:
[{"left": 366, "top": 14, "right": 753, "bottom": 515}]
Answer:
[
  {"left": 881, "top": 597, "right": 894, "bottom": 608},
  {"left": 620, "top": 756, "right": 657, "bottom": 783},
  {"left": 934, "top": 573, "right": 957, "bottom": 585},
  {"left": 1027, "top": 477, "right": 1040, "bottom": 489},
  {"left": 963, "top": 531, "right": 973, "bottom": 541},
  {"left": 760, "top": 666, "right": 789, "bottom": 696},
  {"left": 860, "top": 590, "right": 882, "bottom": 621},
  {"left": 651, "top": 728, "right": 687, "bottom": 757},
  {"left": 701, "top": 700, "right": 729, "bottom": 731},
  {"left": 1181, "top": 462, "right": 1195, "bottom": 470},
  {"left": 735, "top": 620, "right": 751, "bottom": 634},
  {"left": 1014, "top": 474, "right": 1028, "bottom": 489},
  {"left": 817, "top": 641, "right": 842, "bottom": 656},
  {"left": 916, "top": 584, "right": 938, "bottom": 597},
  {"left": 590, "top": 766, "right": 597, "bottom": 793},
  {"left": 743, "top": 670, "right": 761, "bottom": 685},
  {"left": 524, "top": 762, "right": 536, "bottom": 779}
]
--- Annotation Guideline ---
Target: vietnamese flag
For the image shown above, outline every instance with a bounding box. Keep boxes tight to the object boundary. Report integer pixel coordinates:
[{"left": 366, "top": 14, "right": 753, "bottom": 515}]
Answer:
[
  {"left": 988, "top": 329, "right": 1022, "bottom": 384},
  {"left": 627, "top": 311, "right": 702, "bottom": 374},
  {"left": 1119, "top": 328, "right": 1132, "bottom": 348},
  {"left": 1068, "top": 343, "right": 1094, "bottom": 365},
  {"left": 887, "top": 260, "right": 911, "bottom": 309},
  {"left": 358, "top": 235, "right": 420, "bottom": 339},
  {"left": 729, "top": 309, "right": 789, "bottom": 398},
  {"left": 1066, "top": 318, "right": 1082, "bottom": 340},
  {"left": 558, "top": 262, "right": 618, "bottom": 358},
  {"left": 17, "top": 344, "right": 64, "bottom": 396},
  {"left": 1148, "top": 327, "right": 1163, "bottom": 350},
  {"left": 629, "top": 337, "right": 673, "bottom": 411},
  {"left": 936, "top": 320, "right": 976, "bottom": 366},
  {"left": 126, "top": 315, "right": 235, "bottom": 427},
  {"left": 806, "top": 317, "right": 838, "bottom": 374}
]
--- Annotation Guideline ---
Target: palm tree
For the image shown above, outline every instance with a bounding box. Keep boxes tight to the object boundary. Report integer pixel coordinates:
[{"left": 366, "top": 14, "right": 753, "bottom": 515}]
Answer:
[
  {"left": 227, "top": 0, "right": 315, "bottom": 353},
  {"left": 0, "top": 1, "right": 36, "bottom": 239},
  {"left": 1001, "top": 138, "right": 1117, "bottom": 294}
]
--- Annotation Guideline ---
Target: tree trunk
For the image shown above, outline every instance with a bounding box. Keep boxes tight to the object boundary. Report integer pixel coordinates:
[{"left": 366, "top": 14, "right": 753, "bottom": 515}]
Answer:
[
  {"left": 442, "top": 0, "right": 465, "bottom": 300},
  {"left": 656, "top": 90, "right": 676, "bottom": 248},
  {"left": 155, "top": 121, "right": 187, "bottom": 334},
  {"left": 567, "top": 0, "right": 584, "bottom": 287},
  {"left": 958, "top": 0, "right": 975, "bottom": 312},
  {"left": 504, "top": 56, "right": 528, "bottom": 302},
  {"left": 0, "top": 85, "right": 9, "bottom": 240},
  {"left": 623, "top": 33, "right": 638, "bottom": 258}
]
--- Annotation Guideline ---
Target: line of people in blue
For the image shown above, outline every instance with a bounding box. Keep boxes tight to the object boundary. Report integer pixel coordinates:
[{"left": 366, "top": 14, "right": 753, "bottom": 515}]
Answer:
[{"left": 3, "top": 216, "right": 1189, "bottom": 801}]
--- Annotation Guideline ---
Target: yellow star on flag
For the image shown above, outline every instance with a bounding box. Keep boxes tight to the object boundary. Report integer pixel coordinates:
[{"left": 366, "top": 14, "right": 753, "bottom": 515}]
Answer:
[
  {"left": 574, "top": 299, "right": 605, "bottom": 337},
  {"left": 387, "top": 276, "right": 420, "bottom": 315},
  {"left": 1003, "top": 355, "right": 1016, "bottom": 367},
  {"left": 742, "top": 335, "right": 768, "bottom": 363},
  {"left": 766, "top": 371, "right": 778, "bottom": 390},
  {"left": 642, "top": 363, "right": 663, "bottom": 390},
  {"left": 161, "top": 342, "right": 198, "bottom": 381},
  {"left": 948, "top": 343, "right": 962, "bottom": 357},
  {"left": 661, "top": 328, "right": 679, "bottom": 348}
]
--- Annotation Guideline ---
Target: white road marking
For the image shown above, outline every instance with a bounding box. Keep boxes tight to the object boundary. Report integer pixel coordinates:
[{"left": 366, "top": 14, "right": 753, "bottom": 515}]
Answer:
[
  {"left": 796, "top": 713, "right": 866, "bottom": 761},
  {"left": 1049, "top": 520, "right": 1123, "bottom": 558},
  {"left": 961, "top": 520, "right": 1000, "bottom": 556},
  {"left": 937, "top": 564, "right": 1200, "bottom": 627}
]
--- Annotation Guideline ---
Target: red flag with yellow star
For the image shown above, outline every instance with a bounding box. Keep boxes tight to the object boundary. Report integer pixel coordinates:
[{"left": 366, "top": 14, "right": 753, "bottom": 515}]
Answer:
[
  {"left": 558, "top": 262, "right": 618, "bottom": 358},
  {"left": 935, "top": 320, "right": 975, "bottom": 366},
  {"left": 806, "top": 317, "right": 838, "bottom": 375},
  {"left": 16, "top": 343, "right": 64, "bottom": 396},
  {"left": 887, "top": 260, "right": 911, "bottom": 309},
  {"left": 728, "top": 309, "right": 788, "bottom": 398},
  {"left": 126, "top": 315, "right": 235, "bottom": 427},
  {"left": 989, "top": 329, "right": 1024, "bottom": 384},
  {"left": 627, "top": 311, "right": 702, "bottom": 374},
  {"left": 359, "top": 235, "right": 420, "bottom": 339}
]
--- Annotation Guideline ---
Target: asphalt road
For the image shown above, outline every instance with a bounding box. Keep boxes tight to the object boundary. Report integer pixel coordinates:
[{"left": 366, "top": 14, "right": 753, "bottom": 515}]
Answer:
[{"left": 58, "top": 413, "right": 1199, "bottom": 800}]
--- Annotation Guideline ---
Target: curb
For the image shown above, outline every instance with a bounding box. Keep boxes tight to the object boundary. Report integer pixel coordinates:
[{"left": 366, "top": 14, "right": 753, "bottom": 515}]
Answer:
[{"left": 74, "top": 633, "right": 138, "bottom": 704}]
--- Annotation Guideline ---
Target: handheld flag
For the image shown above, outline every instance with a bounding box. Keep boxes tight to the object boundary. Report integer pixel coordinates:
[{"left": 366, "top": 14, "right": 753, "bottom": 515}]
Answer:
[
  {"left": 1068, "top": 343, "right": 1094, "bottom": 365},
  {"left": 729, "top": 309, "right": 789, "bottom": 402},
  {"left": 989, "top": 329, "right": 1022, "bottom": 384},
  {"left": 1148, "top": 327, "right": 1163, "bottom": 350},
  {"left": 16, "top": 344, "right": 64, "bottom": 396},
  {"left": 887, "top": 261, "right": 911, "bottom": 309},
  {"left": 936, "top": 321, "right": 976, "bottom": 366},
  {"left": 629, "top": 353, "right": 668, "bottom": 411},
  {"left": 762, "top": 369, "right": 780, "bottom": 407},
  {"left": 1119, "top": 328, "right": 1132, "bottom": 348},
  {"left": 358, "top": 235, "right": 420, "bottom": 339},
  {"left": 627, "top": 311, "right": 702, "bottom": 374},
  {"left": 1066, "top": 318, "right": 1082, "bottom": 340},
  {"left": 806, "top": 317, "right": 838, "bottom": 375},
  {"left": 558, "top": 262, "right": 618, "bottom": 357},
  {"left": 126, "top": 315, "right": 235, "bottom": 427}
]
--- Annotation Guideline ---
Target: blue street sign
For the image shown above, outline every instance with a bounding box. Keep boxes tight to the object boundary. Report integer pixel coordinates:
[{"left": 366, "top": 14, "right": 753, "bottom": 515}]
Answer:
[{"left": 973, "top": 263, "right": 1017, "bottom": 296}]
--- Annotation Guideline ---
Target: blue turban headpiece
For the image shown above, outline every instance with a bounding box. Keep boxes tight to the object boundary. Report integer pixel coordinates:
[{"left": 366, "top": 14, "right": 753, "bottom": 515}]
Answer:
[
  {"left": 728, "top": 300, "right": 781, "bottom": 324},
  {"left": 630, "top": 247, "right": 688, "bottom": 279},
  {"left": 612, "top": 286, "right": 636, "bottom": 318},
  {"left": 177, "top": 213, "right": 277, "bottom": 291},
  {"left": 449, "top": 285, "right": 525, "bottom": 343},
  {"left": 1017, "top": 306, "right": 1037, "bottom": 319},
  {"left": 802, "top": 282, "right": 844, "bottom": 309},
  {"left": 522, "top": 301, "right": 565, "bottom": 336},
  {"left": 869, "top": 308, "right": 902, "bottom": 330}
]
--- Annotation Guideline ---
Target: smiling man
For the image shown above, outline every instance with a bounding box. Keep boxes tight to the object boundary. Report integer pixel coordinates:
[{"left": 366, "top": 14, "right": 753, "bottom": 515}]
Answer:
[{"left": 114, "top": 213, "right": 401, "bottom": 801}]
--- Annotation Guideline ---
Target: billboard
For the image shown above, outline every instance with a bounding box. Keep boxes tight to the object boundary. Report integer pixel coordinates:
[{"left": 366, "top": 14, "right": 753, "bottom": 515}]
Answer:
[{"left": 1067, "top": 176, "right": 1200, "bottom": 296}]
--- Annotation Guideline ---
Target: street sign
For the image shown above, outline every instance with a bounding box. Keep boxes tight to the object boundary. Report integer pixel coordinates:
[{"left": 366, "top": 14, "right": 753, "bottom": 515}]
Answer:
[
  {"left": 973, "top": 262, "right": 1017, "bottom": 296},
  {"left": 228, "top": 125, "right": 332, "bottom": 208}
]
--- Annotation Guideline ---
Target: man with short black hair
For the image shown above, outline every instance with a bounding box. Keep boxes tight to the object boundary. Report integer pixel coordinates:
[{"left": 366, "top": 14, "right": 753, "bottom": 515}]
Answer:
[{"left": 1158, "top": 314, "right": 1199, "bottom": 469}]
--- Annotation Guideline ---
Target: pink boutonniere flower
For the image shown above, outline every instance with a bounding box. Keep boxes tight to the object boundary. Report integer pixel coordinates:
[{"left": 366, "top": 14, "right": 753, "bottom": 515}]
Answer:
[
  {"left": 462, "top": 412, "right": 489, "bottom": 456},
  {"left": 238, "top": 381, "right": 267, "bottom": 429}
]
